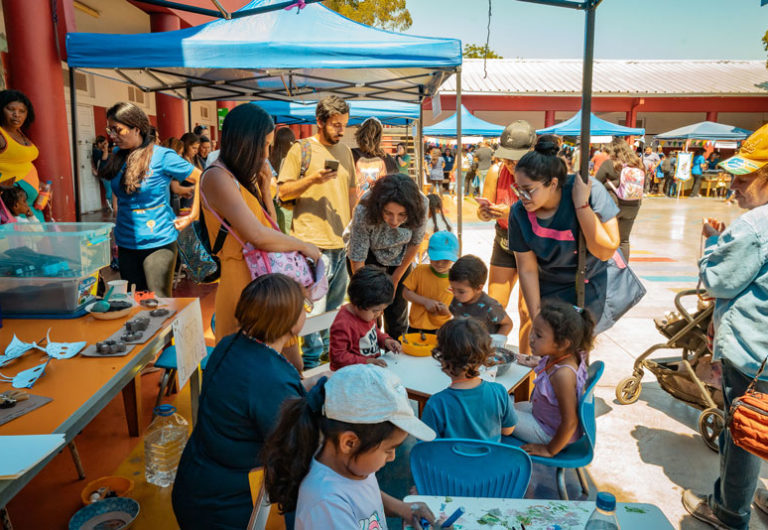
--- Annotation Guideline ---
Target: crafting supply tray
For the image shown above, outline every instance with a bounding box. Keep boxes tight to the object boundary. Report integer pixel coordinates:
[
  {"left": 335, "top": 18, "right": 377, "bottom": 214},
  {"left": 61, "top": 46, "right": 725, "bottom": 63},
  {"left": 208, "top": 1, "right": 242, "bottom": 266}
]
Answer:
[{"left": 81, "top": 308, "right": 177, "bottom": 358}]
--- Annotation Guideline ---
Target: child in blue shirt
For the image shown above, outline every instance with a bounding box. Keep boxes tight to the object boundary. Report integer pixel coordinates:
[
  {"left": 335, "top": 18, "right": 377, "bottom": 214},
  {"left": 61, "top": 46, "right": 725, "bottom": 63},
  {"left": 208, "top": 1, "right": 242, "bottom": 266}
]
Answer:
[{"left": 421, "top": 318, "right": 518, "bottom": 442}]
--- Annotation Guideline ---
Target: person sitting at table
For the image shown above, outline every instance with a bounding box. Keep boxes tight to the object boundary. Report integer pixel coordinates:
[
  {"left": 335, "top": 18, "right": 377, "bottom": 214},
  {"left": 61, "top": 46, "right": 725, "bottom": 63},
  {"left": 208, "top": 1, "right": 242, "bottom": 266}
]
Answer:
[
  {"left": 513, "top": 301, "right": 594, "bottom": 457},
  {"left": 402, "top": 231, "right": 458, "bottom": 335},
  {"left": 422, "top": 318, "right": 518, "bottom": 442},
  {"left": 263, "top": 364, "right": 444, "bottom": 529},
  {"left": 329, "top": 266, "right": 403, "bottom": 371},
  {"left": 448, "top": 255, "right": 514, "bottom": 336},
  {"left": 172, "top": 274, "right": 324, "bottom": 530}
]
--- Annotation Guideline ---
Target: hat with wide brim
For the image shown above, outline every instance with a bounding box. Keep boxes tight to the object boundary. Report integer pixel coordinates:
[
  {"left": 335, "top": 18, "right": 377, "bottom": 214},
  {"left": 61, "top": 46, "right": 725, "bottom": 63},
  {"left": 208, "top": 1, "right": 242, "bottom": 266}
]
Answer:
[{"left": 718, "top": 123, "right": 768, "bottom": 175}]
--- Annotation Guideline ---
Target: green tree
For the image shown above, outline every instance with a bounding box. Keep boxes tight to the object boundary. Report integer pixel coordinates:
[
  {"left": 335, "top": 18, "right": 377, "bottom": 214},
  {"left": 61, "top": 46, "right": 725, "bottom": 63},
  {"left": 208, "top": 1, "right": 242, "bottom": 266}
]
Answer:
[
  {"left": 763, "top": 29, "right": 768, "bottom": 67},
  {"left": 324, "top": 0, "right": 412, "bottom": 31},
  {"left": 463, "top": 43, "right": 502, "bottom": 59}
]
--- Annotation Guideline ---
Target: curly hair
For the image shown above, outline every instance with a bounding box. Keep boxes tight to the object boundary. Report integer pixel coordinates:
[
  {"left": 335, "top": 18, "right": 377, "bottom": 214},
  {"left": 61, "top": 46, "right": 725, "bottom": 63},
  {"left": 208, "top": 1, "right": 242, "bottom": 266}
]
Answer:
[
  {"left": 315, "top": 95, "right": 350, "bottom": 124},
  {"left": 605, "top": 138, "right": 643, "bottom": 173},
  {"left": 354, "top": 117, "right": 385, "bottom": 158},
  {"left": 448, "top": 255, "right": 487, "bottom": 289},
  {"left": 348, "top": 266, "right": 394, "bottom": 310},
  {"left": 363, "top": 174, "right": 426, "bottom": 230},
  {"left": 516, "top": 134, "right": 568, "bottom": 189},
  {"left": 99, "top": 102, "right": 156, "bottom": 194},
  {"left": 0, "top": 90, "right": 34, "bottom": 130},
  {"left": 432, "top": 318, "right": 493, "bottom": 378},
  {"left": 539, "top": 300, "right": 596, "bottom": 357}
]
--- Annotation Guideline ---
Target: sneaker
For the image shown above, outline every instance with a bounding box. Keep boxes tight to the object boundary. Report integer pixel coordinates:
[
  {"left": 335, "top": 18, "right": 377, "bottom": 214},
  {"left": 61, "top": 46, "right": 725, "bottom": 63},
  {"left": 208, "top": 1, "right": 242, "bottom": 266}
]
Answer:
[
  {"left": 682, "top": 489, "right": 730, "bottom": 529},
  {"left": 755, "top": 487, "right": 768, "bottom": 515}
]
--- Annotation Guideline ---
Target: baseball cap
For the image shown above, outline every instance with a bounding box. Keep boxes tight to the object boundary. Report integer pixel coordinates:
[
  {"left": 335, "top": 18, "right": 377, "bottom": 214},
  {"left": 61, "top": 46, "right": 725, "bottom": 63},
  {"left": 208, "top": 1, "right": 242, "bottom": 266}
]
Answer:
[
  {"left": 323, "top": 365, "right": 436, "bottom": 441},
  {"left": 494, "top": 120, "right": 536, "bottom": 160},
  {"left": 428, "top": 231, "right": 459, "bottom": 262},
  {"left": 718, "top": 123, "right": 768, "bottom": 175}
]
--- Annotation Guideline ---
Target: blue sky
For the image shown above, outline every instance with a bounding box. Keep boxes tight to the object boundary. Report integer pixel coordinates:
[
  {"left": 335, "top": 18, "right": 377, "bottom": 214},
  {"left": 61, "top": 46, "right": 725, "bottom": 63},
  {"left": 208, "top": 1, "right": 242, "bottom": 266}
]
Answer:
[{"left": 405, "top": 0, "right": 767, "bottom": 60}]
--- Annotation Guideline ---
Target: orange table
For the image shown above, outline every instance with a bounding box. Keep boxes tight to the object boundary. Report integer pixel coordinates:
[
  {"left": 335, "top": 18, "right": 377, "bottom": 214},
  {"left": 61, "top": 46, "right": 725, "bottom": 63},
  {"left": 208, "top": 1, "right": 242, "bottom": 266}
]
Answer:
[{"left": 0, "top": 298, "right": 199, "bottom": 510}]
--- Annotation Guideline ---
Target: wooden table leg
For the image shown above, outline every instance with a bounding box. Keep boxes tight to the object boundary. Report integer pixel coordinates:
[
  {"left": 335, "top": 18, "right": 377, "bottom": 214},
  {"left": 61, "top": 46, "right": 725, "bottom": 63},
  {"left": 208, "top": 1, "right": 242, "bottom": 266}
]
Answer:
[
  {"left": 513, "top": 371, "right": 535, "bottom": 402},
  {"left": 189, "top": 367, "right": 201, "bottom": 426},
  {"left": 122, "top": 373, "right": 143, "bottom": 437},
  {"left": 68, "top": 441, "right": 86, "bottom": 480},
  {"left": 1, "top": 507, "right": 13, "bottom": 530}
]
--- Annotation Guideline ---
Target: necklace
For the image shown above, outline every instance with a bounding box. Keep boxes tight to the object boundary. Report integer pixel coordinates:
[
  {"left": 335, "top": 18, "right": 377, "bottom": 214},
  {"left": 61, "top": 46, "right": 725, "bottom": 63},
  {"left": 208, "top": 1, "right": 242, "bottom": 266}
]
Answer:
[{"left": 2, "top": 127, "right": 30, "bottom": 146}]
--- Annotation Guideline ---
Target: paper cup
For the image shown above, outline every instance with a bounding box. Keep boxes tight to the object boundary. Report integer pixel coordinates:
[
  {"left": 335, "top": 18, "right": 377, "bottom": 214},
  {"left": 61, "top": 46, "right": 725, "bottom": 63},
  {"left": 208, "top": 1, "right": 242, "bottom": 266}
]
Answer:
[
  {"left": 490, "top": 334, "right": 507, "bottom": 349},
  {"left": 108, "top": 279, "right": 129, "bottom": 298}
]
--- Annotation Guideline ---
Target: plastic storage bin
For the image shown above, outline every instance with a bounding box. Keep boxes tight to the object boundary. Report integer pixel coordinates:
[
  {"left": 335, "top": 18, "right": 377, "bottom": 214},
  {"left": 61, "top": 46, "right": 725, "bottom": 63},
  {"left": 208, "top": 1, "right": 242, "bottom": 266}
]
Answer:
[
  {"left": 0, "top": 222, "right": 114, "bottom": 278},
  {"left": 0, "top": 272, "right": 99, "bottom": 315}
]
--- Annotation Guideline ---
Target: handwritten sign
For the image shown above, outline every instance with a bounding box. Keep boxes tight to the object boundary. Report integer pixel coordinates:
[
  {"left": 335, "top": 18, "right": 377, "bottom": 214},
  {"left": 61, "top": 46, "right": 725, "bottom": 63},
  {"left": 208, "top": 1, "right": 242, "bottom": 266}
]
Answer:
[{"left": 171, "top": 298, "right": 207, "bottom": 389}]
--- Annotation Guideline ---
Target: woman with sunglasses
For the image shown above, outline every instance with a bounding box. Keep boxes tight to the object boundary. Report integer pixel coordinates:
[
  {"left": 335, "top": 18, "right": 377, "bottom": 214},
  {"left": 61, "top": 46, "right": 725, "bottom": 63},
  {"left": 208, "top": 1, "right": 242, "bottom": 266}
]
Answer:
[
  {"left": 507, "top": 135, "right": 620, "bottom": 331},
  {"left": 173, "top": 274, "right": 327, "bottom": 530},
  {"left": 99, "top": 102, "right": 200, "bottom": 298}
]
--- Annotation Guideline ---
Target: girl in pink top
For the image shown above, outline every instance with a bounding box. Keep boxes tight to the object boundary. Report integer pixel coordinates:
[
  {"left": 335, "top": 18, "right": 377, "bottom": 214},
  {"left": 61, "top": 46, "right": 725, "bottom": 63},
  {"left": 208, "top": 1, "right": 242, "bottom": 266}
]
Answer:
[{"left": 514, "top": 301, "right": 594, "bottom": 457}]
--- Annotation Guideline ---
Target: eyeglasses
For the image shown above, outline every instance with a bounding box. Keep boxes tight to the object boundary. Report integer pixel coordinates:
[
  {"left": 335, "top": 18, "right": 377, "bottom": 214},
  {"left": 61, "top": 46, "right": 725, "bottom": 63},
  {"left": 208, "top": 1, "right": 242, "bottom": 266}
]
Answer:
[
  {"left": 511, "top": 182, "right": 544, "bottom": 201},
  {"left": 303, "top": 298, "right": 315, "bottom": 314},
  {"left": 105, "top": 125, "right": 130, "bottom": 137}
]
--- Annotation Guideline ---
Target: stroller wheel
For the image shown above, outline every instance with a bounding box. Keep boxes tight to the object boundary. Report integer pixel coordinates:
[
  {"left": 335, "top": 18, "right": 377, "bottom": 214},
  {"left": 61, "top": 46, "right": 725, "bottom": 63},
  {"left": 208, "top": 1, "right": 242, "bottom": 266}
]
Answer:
[
  {"left": 616, "top": 377, "right": 642, "bottom": 405},
  {"left": 698, "top": 407, "right": 724, "bottom": 453}
]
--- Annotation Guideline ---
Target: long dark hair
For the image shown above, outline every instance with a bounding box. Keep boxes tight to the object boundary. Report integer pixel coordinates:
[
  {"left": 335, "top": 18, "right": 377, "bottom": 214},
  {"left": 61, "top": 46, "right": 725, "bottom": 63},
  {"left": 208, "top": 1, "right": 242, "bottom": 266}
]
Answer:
[
  {"left": 179, "top": 132, "right": 200, "bottom": 161},
  {"left": 0, "top": 90, "right": 34, "bottom": 130},
  {"left": 220, "top": 103, "right": 275, "bottom": 197},
  {"left": 539, "top": 300, "right": 595, "bottom": 360},
  {"left": 99, "top": 102, "right": 156, "bottom": 194},
  {"left": 262, "top": 381, "right": 397, "bottom": 514},
  {"left": 427, "top": 193, "right": 451, "bottom": 232},
  {"left": 363, "top": 174, "right": 425, "bottom": 230},
  {"left": 516, "top": 134, "right": 568, "bottom": 189},
  {"left": 268, "top": 126, "right": 296, "bottom": 173}
]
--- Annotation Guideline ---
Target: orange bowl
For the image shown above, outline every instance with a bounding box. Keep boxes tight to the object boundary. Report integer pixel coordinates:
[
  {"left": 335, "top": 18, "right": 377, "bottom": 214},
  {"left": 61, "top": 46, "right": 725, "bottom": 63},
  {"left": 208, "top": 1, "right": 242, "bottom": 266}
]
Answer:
[
  {"left": 400, "top": 333, "right": 437, "bottom": 357},
  {"left": 80, "top": 476, "right": 134, "bottom": 505}
]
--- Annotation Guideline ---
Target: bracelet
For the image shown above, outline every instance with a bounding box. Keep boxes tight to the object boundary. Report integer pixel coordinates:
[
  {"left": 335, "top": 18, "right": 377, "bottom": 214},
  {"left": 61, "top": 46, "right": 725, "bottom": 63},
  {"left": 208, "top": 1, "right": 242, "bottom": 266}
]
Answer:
[{"left": 576, "top": 202, "right": 590, "bottom": 210}]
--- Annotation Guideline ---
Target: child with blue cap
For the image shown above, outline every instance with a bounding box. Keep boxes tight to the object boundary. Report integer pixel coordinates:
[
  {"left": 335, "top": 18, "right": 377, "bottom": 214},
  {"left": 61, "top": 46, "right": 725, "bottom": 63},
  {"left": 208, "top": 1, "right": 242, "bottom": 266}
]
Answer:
[{"left": 402, "top": 231, "right": 459, "bottom": 335}]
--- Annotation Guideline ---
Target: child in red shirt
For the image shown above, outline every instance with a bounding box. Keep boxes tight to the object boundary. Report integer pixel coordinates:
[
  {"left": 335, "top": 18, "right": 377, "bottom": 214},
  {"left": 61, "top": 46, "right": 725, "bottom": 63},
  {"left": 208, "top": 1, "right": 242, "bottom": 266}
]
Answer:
[{"left": 330, "top": 266, "right": 403, "bottom": 371}]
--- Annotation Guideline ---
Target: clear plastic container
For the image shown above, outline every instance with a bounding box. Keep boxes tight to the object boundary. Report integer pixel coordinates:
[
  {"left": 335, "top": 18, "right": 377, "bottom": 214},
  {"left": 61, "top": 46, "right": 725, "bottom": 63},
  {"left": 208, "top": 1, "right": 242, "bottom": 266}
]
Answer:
[
  {"left": 585, "top": 492, "right": 620, "bottom": 529},
  {"left": 144, "top": 405, "right": 189, "bottom": 487},
  {"left": 0, "top": 222, "right": 114, "bottom": 278},
  {"left": 0, "top": 272, "right": 98, "bottom": 315}
]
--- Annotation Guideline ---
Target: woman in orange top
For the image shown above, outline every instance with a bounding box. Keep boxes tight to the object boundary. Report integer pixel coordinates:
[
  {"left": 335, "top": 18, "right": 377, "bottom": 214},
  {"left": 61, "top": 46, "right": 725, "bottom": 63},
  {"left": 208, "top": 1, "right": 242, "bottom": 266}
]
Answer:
[
  {"left": 0, "top": 90, "right": 42, "bottom": 221},
  {"left": 201, "top": 103, "right": 320, "bottom": 368}
]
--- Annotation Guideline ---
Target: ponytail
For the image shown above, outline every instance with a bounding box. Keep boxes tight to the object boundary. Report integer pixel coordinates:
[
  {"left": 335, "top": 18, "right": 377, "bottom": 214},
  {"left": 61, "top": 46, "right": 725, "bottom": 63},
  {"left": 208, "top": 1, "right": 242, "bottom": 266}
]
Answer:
[
  {"left": 263, "top": 378, "right": 327, "bottom": 514},
  {"left": 516, "top": 134, "right": 568, "bottom": 188},
  {"left": 539, "top": 300, "right": 596, "bottom": 359}
]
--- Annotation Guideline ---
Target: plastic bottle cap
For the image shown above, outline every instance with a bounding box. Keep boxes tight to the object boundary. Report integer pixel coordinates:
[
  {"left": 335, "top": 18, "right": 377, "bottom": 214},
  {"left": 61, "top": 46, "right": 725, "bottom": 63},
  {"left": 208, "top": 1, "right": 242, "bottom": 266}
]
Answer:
[
  {"left": 153, "top": 404, "right": 177, "bottom": 417},
  {"left": 596, "top": 491, "right": 616, "bottom": 511}
]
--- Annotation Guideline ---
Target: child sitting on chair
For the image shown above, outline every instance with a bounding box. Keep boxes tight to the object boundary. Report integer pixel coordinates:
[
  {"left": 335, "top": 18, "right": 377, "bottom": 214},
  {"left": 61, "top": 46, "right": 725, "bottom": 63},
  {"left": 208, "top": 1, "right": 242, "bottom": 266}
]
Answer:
[
  {"left": 514, "top": 300, "right": 594, "bottom": 457},
  {"left": 402, "top": 231, "right": 458, "bottom": 335},
  {"left": 449, "top": 255, "right": 514, "bottom": 335},
  {"left": 329, "top": 266, "right": 403, "bottom": 371},
  {"left": 421, "top": 318, "right": 518, "bottom": 442},
  {"left": 1, "top": 184, "right": 36, "bottom": 223}
]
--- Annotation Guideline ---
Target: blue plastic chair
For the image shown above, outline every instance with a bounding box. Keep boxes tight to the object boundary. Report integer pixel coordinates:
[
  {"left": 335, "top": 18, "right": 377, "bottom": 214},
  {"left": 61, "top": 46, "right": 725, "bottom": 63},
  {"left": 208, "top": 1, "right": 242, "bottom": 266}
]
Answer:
[
  {"left": 502, "top": 360, "right": 604, "bottom": 500},
  {"left": 154, "top": 314, "right": 215, "bottom": 410},
  {"left": 410, "top": 439, "right": 532, "bottom": 498}
]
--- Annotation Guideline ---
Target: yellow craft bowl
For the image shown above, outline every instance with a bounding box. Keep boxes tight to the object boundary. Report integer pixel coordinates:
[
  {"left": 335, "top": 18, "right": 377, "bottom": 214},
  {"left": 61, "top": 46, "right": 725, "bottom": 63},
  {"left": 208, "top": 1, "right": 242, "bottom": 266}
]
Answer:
[{"left": 400, "top": 333, "right": 437, "bottom": 357}]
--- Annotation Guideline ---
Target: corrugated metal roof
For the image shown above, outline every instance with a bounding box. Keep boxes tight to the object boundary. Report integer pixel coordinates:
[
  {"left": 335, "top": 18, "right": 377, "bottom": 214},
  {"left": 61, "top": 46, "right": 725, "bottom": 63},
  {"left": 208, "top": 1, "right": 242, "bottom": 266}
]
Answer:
[{"left": 441, "top": 59, "right": 768, "bottom": 96}]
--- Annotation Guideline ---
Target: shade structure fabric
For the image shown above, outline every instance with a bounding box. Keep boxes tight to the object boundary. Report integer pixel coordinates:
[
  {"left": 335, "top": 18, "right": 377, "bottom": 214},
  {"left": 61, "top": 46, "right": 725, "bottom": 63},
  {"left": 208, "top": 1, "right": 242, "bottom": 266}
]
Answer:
[
  {"left": 253, "top": 100, "right": 421, "bottom": 126},
  {"left": 536, "top": 110, "right": 645, "bottom": 137},
  {"left": 65, "top": 0, "right": 461, "bottom": 103},
  {"left": 423, "top": 105, "right": 505, "bottom": 137},
  {"left": 655, "top": 121, "right": 752, "bottom": 141}
]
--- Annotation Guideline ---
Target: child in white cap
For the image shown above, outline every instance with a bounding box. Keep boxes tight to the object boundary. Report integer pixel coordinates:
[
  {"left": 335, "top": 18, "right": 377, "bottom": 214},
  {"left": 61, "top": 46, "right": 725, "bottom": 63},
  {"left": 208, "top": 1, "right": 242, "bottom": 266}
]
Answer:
[{"left": 263, "top": 364, "right": 445, "bottom": 529}]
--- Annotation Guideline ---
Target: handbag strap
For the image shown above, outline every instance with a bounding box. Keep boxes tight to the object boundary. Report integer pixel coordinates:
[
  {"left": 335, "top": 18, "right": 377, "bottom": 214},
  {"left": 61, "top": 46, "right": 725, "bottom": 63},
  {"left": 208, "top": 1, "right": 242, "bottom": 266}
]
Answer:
[
  {"left": 199, "top": 164, "right": 253, "bottom": 251},
  {"left": 746, "top": 355, "right": 768, "bottom": 395}
]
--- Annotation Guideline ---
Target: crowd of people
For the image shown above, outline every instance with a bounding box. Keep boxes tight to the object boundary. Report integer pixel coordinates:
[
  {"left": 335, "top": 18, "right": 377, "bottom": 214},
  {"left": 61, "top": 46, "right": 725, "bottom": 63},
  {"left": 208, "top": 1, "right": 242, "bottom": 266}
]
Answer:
[{"left": 1, "top": 86, "right": 767, "bottom": 529}]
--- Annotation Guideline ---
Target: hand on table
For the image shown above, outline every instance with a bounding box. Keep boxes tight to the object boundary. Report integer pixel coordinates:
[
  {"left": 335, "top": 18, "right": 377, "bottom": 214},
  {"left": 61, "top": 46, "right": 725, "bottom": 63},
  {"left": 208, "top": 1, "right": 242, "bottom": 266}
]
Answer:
[
  {"left": 384, "top": 338, "right": 403, "bottom": 354},
  {"left": 367, "top": 357, "right": 388, "bottom": 368},
  {"left": 405, "top": 502, "right": 454, "bottom": 529},
  {"left": 515, "top": 353, "right": 541, "bottom": 367}
]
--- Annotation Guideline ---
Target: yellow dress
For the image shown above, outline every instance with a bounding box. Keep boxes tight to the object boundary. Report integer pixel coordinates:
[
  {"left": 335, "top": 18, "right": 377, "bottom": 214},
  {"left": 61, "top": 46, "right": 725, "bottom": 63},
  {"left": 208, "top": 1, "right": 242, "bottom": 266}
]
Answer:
[{"left": 205, "top": 176, "right": 270, "bottom": 343}]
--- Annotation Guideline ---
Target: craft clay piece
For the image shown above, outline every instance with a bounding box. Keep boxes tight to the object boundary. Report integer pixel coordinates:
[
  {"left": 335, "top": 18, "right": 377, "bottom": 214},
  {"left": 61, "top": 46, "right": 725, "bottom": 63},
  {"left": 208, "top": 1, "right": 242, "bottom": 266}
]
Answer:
[
  {"left": 0, "top": 335, "right": 44, "bottom": 367},
  {"left": 121, "top": 331, "right": 143, "bottom": 342},
  {"left": 140, "top": 298, "right": 159, "bottom": 308},
  {"left": 0, "top": 359, "right": 50, "bottom": 389},
  {"left": 95, "top": 340, "right": 127, "bottom": 355},
  {"left": 125, "top": 316, "right": 150, "bottom": 333},
  {"left": 44, "top": 329, "right": 87, "bottom": 360},
  {"left": 108, "top": 300, "right": 133, "bottom": 312},
  {"left": 0, "top": 396, "right": 16, "bottom": 409},
  {"left": 150, "top": 308, "right": 170, "bottom": 318}
]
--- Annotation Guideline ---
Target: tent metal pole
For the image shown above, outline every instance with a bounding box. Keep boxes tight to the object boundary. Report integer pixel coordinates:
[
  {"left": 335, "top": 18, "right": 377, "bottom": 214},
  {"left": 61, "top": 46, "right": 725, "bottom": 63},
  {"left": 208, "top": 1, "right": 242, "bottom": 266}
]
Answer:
[
  {"left": 456, "top": 66, "right": 463, "bottom": 254},
  {"left": 417, "top": 106, "right": 424, "bottom": 189},
  {"left": 69, "top": 67, "right": 81, "bottom": 221},
  {"left": 186, "top": 87, "right": 193, "bottom": 132},
  {"left": 575, "top": 1, "right": 596, "bottom": 308}
]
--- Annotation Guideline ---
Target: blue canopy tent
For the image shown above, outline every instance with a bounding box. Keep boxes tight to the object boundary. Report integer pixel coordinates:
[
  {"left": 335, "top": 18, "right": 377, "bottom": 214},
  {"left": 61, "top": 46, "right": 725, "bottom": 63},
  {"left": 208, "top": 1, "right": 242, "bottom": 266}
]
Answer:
[
  {"left": 423, "top": 105, "right": 505, "bottom": 137},
  {"left": 254, "top": 100, "right": 421, "bottom": 126},
  {"left": 655, "top": 121, "right": 751, "bottom": 141},
  {"left": 536, "top": 110, "right": 645, "bottom": 137}
]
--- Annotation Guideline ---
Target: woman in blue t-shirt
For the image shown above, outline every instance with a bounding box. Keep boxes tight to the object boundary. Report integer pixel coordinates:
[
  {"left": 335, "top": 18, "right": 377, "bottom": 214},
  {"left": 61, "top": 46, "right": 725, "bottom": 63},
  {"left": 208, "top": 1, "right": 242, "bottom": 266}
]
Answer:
[
  {"left": 99, "top": 102, "right": 199, "bottom": 297},
  {"left": 508, "top": 136, "right": 620, "bottom": 332}
]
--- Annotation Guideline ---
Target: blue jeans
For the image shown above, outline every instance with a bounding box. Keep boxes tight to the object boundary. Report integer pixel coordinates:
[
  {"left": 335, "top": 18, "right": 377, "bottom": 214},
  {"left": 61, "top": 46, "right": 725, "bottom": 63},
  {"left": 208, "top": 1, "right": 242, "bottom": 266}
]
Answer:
[
  {"left": 301, "top": 248, "right": 348, "bottom": 368},
  {"left": 708, "top": 358, "right": 768, "bottom": 529}
]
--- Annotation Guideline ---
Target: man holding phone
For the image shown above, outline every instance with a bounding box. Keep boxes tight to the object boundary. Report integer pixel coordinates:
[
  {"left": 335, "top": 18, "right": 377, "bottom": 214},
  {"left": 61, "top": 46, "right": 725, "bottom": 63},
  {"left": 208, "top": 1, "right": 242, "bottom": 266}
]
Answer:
[{"left": 278, "top": 95, "right": 356, "bottom": 368}]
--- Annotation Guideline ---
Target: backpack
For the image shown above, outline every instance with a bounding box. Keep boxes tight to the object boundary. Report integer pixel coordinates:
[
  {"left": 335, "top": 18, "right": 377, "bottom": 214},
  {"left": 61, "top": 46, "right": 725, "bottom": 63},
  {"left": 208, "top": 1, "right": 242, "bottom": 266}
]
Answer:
[
  {"left": 275, "top": 139, "right": 311, "bottom": 210},
  {"left": 611, "top": 165, "right": 645, "bottom": 201}
]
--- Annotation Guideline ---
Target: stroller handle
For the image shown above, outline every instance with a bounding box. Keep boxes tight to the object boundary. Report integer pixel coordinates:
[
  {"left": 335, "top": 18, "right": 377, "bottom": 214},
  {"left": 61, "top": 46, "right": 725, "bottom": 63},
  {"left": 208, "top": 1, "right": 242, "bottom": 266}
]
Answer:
[{"left": 674, "top": 289, "right": 709, "bottom": 322}]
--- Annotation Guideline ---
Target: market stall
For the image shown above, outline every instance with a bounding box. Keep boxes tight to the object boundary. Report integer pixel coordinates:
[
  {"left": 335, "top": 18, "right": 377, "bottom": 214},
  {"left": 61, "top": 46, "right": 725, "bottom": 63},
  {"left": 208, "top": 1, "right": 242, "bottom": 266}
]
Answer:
[{"left": 536, "top": 110, "right": 645, "bottom": 137}]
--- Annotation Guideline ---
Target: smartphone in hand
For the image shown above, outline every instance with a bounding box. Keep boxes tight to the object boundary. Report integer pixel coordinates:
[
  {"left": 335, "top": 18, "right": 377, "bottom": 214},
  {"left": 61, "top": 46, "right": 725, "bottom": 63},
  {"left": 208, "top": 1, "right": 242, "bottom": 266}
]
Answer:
[{"left": 324, "top": 159, "right": 339, "bottom": 172}]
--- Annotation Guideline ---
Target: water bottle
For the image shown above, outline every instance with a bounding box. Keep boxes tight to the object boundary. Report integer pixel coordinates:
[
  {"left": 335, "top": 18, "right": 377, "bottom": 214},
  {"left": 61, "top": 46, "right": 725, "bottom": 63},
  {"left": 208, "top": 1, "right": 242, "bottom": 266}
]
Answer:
[
  {"left": 585, "top": 492, "right": 620, "bottom": 529},
  {"left": 144, "top": 404, "right": 189, "bottom": 487}
]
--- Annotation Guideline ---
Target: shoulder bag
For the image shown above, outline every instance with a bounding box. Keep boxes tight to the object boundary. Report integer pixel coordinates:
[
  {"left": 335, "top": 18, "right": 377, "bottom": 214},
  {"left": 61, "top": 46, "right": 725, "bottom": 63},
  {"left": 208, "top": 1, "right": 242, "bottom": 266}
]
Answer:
[{"left": 728, "top": 356, "right": 768, "bottom": 460}]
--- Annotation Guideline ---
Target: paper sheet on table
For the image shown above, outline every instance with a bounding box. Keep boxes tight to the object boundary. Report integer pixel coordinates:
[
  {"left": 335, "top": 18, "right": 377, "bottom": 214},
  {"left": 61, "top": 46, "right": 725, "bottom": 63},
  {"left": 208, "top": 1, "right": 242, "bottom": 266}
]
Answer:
[
  {"left": 0, "top": 434, "right": 66, "bottom": 479},
  {"left": 172, "top": 298, "right": 207, "bottom": 389}
]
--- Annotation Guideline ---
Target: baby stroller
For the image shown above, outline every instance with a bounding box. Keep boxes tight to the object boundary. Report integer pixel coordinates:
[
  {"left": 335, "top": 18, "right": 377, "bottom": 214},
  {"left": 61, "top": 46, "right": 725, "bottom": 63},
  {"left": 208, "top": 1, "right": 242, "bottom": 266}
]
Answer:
[{"left": 614, "top": 288, "right": 724, "bottom": 452}]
